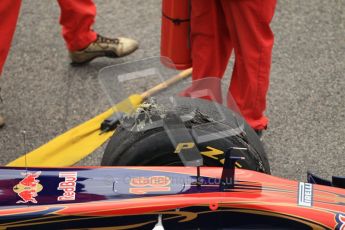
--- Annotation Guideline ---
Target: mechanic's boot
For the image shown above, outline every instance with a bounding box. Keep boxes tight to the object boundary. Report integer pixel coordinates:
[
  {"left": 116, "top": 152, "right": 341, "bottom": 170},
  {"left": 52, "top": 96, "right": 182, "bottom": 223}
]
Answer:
[
  {"left": 0, "top": 115, "right": 4, "bottom": 128},
  {"left": 69, "top": 34, "right": 139, "bottom": 65}
]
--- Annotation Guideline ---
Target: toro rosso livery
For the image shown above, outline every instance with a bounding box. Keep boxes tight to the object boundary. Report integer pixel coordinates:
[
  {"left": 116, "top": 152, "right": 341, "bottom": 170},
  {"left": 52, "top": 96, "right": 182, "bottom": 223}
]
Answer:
[{"left": 0, "top": 165, "right": 345, "bottom": 229}]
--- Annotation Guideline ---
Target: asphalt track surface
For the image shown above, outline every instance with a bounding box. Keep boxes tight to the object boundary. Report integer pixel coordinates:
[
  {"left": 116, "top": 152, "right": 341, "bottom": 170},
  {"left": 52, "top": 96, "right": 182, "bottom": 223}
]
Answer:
[{"left": 0, "top": 1, "right": 344, "bottom": 182}]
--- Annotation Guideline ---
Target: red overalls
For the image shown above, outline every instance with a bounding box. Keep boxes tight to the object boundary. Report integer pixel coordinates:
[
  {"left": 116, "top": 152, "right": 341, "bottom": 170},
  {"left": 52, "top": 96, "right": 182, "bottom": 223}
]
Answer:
[
  {"left": 191, "top": 0, "right": 276, "bottom": 130},
  {"left": 0, "top": 0, "right": 97, "bottom": 74}
]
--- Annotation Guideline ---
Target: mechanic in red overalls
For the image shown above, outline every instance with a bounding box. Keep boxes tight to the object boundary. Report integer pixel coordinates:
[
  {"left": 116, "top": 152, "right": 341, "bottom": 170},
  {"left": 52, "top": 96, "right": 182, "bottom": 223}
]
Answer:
[
  {"left": 190, "top": 0, "right": 277, "bottom": 136},
  {"left": 0, "top": 0, "right": 139, "bottom": 128}
]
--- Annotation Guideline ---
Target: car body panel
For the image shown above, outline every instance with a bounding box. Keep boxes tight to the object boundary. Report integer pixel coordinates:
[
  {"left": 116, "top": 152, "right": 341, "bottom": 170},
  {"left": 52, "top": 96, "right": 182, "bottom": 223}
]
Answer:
[{"left": 0, "top": 166, "right": 344, "bottom": 229}]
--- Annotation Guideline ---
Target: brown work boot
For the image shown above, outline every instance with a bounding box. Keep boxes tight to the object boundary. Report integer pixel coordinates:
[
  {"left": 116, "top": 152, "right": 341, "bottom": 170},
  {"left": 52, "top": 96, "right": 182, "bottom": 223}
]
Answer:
[
  {"left": 69, "top": 34, "right": 139, "bottom": 65},
  {"left": 0, "top": 115, "right": 4, "bottom": 128}
]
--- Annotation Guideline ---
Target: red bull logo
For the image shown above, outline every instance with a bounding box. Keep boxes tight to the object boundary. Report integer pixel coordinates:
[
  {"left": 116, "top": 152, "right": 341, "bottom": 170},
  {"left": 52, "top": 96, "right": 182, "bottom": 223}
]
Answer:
[
  {"left": 13, "top": 171, "right": 43, "bottom": 204},
  {"left": 57, "top": 172, "right": 77, "bottom": 201}
]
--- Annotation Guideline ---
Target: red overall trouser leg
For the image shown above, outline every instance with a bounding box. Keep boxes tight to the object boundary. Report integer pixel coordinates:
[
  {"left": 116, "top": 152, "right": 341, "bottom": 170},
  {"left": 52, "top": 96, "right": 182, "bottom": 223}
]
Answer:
[
  {"left": 0, "top": 0, "right": 97, "bottom": 75},
  {"left": 191, "top": 0, "right": 276, "bottom": 130},
  {"left": 0, "top": 0, "right": 21, "bottom": 75},
  {"left": 57, "top": 0, "right": 97, "bottom": 52}
]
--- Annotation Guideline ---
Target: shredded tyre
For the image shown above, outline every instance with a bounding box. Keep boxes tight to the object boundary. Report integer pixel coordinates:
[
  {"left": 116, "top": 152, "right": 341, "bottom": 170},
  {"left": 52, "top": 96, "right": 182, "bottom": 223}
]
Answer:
[{"left": 101, "top": 98, "right": 270, "bottom": 174}]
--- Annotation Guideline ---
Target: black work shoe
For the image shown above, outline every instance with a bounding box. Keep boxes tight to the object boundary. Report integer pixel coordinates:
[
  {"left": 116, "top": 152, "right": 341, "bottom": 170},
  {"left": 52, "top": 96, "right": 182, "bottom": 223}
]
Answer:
[{"left": 69, "top": 34, "right": 139, "bottom": 65}]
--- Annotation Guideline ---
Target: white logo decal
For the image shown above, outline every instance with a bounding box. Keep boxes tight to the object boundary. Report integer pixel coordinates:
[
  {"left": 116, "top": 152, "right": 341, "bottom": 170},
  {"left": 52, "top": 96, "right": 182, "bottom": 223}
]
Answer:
[
  {"left": 57, "top": 172, "right": 77, "bottom": 201},
  {"left": 298, "top": 182, "right": 313, "bottom": 207}
]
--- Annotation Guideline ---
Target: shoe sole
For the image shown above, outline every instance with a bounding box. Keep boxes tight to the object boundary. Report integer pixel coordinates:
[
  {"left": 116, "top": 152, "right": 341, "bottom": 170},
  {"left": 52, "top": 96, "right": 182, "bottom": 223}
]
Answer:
[{"left": 70, "top": 48, "right": 137, "bottom": 66}]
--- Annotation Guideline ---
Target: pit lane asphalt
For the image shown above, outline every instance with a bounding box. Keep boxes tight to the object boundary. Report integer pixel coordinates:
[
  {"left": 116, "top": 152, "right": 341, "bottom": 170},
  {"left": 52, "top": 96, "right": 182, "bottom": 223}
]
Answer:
[{"left": 0, "top": 1, "right": 344, "bottom": 182}]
